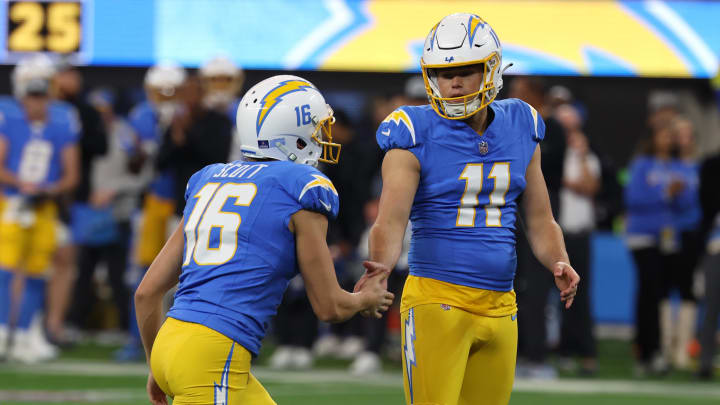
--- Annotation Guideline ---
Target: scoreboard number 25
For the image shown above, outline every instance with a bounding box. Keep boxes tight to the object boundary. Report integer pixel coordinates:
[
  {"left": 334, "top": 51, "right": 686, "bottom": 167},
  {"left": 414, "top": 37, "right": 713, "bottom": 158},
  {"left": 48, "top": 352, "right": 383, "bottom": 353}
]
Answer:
[{"left": 7, "top": 1, "right": 82, "bottom": 53}]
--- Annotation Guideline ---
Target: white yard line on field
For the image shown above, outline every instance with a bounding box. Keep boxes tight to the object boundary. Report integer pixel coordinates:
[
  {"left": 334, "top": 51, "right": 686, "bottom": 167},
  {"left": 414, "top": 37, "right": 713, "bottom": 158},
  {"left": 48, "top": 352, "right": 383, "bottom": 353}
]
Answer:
[{"left": 3, "top": 360, "right": 720, "bottom": 400}]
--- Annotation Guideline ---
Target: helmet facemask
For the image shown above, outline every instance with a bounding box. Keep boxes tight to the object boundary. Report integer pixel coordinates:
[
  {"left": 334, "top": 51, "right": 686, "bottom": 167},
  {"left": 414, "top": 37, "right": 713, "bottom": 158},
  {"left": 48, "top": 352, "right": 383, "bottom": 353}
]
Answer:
[
  {"left": 310, "top": 108, "right": 340, "bottom": 164},
  {"left": 422, "top": 54, "right": 500, "bottom": 120}
]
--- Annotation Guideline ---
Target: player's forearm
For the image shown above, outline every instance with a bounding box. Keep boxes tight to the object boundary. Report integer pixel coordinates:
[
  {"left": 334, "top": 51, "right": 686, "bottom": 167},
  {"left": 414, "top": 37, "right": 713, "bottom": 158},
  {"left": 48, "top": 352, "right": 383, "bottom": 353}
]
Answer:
[
  {"left": 368, "top": 222, "right": 405, "bottom": 270},
  {"left": 0, "top": 170, "right": 19, "bottom": 187},
  {"left": 46, "top": 174, "right": 78, "bottom": 196},
  {"left": 527, "top": 218, "right": 569, "bottom": 271},
  {"left": 134, "top": 292, "right": 165, "bottom": 365},
  {"left": 325, "top": 289, "right": 367, "bottom": 323},
  {"left": 134, "top": 222, "right": 185, "bottom": 364}
]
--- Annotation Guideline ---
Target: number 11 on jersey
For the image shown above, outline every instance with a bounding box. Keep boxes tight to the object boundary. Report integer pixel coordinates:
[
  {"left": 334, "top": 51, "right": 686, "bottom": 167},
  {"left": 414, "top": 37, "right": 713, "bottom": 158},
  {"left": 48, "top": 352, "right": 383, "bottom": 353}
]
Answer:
[{"left": 456, "top": 162, "right": 510, "bottom": 227}]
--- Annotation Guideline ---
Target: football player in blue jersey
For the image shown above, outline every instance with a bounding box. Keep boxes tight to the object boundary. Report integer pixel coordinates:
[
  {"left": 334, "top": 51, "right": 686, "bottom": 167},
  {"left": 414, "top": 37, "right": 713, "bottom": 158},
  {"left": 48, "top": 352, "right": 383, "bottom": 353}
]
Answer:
[
  {"left": 354, "top": 13, "right": 580, "bottom": 405},
  {"left": 0, "top": 55, "right": 79, "bottom": 363},
  {"left": 135, "top": 75, "right": 394, "bottom": 405}
]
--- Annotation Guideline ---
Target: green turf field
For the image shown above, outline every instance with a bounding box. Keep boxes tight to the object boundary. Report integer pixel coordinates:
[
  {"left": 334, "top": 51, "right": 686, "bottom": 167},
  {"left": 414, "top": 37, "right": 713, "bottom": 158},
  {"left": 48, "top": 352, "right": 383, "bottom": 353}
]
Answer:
[{"left": 0, "top": 340, "right": 717, "bottom": 404}]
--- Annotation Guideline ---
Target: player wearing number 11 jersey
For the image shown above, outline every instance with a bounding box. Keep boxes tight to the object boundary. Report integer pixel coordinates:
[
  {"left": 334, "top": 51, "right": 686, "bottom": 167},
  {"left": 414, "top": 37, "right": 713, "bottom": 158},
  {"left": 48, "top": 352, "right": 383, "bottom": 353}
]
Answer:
[
  {"left": 355, "top": 14, "right": 580, "bottom": 405},
  {"left": 135, "top": 75, "right": 393, "bottom": 405}
]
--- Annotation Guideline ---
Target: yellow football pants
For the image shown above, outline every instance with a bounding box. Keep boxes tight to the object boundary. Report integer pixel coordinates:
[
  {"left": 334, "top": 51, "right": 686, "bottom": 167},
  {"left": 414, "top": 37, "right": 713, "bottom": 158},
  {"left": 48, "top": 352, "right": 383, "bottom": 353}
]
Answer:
[
  {"left": 135, "top": 194, "right": 175, "bottom": 267},
  {"left": 151, "top": 317, "right": 275, "bottom": 405},
  {"left": 0, "top": 197, "right": 57, "bottom": 275},
  {"left": 401, "top": 304, "right": 518, "bottom": 405}
]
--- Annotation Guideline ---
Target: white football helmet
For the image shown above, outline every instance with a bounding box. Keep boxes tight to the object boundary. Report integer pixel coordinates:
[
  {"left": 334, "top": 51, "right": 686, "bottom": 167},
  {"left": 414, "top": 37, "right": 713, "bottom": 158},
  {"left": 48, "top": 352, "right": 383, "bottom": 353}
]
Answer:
[
  {"left": 12, "top": 54, "right": 56, "bottom": 98},
  {"left": 200, "top": 55, "right": 244, "bottom": 110},
  {"left": 421, "top": 13, "right": 504, "bottom": 119},
  {"left": 236, "top": 75, "right": 339, "bottom": 166},
  {"left": 144, "top": 62, "right": 187, "bottom": 126}
]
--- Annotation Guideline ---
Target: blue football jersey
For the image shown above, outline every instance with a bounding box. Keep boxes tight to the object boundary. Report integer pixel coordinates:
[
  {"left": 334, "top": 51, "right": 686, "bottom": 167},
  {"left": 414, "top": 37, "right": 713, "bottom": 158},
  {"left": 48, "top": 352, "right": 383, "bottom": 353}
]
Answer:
[
  {"left": 167, "top": 160, "right": 339, "bottom": 355},
  {"left": 376, "top": 99, "right": 544, "bottom": 291},
  {"left": 0, "top": 97, "right": 79, "bottom": 196},
  {"left": 671, "top": 159, "right": 701, "bottom": 232},
  {"left": 128, "top": 101, "right": 175, "bottom": 199}
]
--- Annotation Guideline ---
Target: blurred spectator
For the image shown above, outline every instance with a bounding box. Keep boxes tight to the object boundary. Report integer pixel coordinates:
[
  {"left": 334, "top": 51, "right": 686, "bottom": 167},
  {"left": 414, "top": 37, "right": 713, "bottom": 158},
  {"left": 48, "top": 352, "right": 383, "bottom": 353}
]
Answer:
[
  {"left": 659, "top": 116, "right": 702, "bottom": 371},
  {"left": 509, "top": 76, "right": 566, "bottom": 378},
  {"left": 698, "top": 149, "right": 720, "bottom": 380},
  {"left": 548, "top": 85, "right": 573, "bottom": 111},
  {"left": 555, "top": 104, "right": 600, "bottom": 375},
  {"left": 647, "top": 91, "right": 679, "bottom": 131},
  {"left": 0, "top": 55, "right": 79, "bottom": 363},
  {"left": 198, "top": 55, "right": 245, "bottom": 161},
  {"left": 624, "top": 123, "right": 683, "bottom": 375},
  {"left": 46, "top": 61, "right": 107, "bottom": 344},
  {"left": 323, "top": 109, "right": 375, "bottom": 253},
  {"left": 155, "top": 74, "right": 233, "bottom": 213},
  {"left": 402, "top": 75, "right": 428, "bottom": 106},
  {"left": 116, "top": 62, "right": 187, "bottom": 361},
  {"left": 67, "top": 89, "right": 145, "bottom": 333},
  {"left": 53, "top": 60, "right": 108, "bottom": 204}
]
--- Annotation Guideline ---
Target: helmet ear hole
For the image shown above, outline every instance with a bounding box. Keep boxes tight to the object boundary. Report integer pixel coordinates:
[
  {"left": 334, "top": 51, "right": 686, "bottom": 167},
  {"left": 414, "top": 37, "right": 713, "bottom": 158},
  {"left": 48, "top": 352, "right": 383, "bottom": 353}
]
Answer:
[{"left": 296, "top": 138, "right": 307, "bottom": 150}]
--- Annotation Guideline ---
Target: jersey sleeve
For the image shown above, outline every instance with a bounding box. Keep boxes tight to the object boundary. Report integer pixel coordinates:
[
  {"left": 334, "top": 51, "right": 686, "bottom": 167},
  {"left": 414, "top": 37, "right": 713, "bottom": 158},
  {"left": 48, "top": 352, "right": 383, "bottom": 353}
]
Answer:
[
  {"left": 376, "top": 107, "right": 418, "bottom": 152},
  {"left": 292, "top": 167, "right": 339, "bottom": 219},
  {"left": 514, "top": 99, "right": 545, "bottom": 143}
]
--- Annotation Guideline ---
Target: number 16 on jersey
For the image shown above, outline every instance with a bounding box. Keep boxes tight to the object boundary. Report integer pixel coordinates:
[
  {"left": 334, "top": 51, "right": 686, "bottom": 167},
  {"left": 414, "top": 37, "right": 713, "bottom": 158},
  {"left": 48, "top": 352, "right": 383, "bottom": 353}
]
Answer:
[
  {"left": 456, "top": 162, "right": 510, "bottom": 227},
  {"left": 183, "top": 182, "right": 257, "bottom": 266}
]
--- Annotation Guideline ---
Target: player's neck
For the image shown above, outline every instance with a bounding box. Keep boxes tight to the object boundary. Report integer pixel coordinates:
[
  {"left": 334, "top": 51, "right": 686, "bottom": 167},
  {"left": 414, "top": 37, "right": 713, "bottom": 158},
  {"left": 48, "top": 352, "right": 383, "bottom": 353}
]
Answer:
[{"left": 464, "top": 106, "right": 491, "bottom": 136}]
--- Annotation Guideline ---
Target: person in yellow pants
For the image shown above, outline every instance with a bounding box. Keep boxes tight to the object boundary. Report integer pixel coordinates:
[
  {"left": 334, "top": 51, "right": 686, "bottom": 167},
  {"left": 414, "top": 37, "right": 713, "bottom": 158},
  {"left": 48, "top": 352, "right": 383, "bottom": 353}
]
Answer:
[
  {"left": 0, "top": 54, "right": 79, "bottom": 363},
  {"left": 354, "top": 14, "right": 580, "bottom": 405},
  {"left": 134, "top": 75, "right": 393, "bottom": 404}
]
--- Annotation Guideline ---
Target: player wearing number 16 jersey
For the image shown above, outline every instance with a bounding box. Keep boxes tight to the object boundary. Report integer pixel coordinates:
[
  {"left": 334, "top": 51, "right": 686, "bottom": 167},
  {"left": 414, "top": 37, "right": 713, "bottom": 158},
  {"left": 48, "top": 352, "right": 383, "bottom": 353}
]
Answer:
[
  {"left": 355, "top": 14, "right": 580, "bottom": 405},
  {"left": 134, "top": 75, "right": 394, "bottom": 405}
]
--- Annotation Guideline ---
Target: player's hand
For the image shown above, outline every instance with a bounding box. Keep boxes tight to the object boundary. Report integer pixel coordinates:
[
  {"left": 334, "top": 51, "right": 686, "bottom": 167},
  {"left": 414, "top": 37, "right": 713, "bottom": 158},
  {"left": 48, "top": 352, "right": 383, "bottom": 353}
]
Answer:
[
  {"left": 90, "top": 189, "right": 116, "bottom": 208},
  {"left": 357, "top": 261, "right": 394, "bottom": 318},
  {"left": 18, "top": 182, "right": 40, "bottom": 196},
  {"left": 553, "top": 261, "right": 580, "bottom": 309},
  {"left": 146, "top": 372, "right": 168, "bottom": 405},
  {"left": 353, "top": 260, "right": 388, "bottom": 293}
]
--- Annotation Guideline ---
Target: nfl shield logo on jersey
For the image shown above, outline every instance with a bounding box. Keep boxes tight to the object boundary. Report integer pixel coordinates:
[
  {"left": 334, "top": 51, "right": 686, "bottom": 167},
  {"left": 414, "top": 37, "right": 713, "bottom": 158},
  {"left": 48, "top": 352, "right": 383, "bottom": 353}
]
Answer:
[{"left": 478, "top": 141, "right": 489, "bottom": 155}]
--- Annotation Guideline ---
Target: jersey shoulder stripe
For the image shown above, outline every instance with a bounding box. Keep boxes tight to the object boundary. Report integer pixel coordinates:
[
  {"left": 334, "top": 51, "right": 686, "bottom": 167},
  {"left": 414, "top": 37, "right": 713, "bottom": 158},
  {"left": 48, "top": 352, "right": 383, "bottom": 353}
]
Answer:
[{"left": 298, "top": 173, "right": 337, "bottom": 200}]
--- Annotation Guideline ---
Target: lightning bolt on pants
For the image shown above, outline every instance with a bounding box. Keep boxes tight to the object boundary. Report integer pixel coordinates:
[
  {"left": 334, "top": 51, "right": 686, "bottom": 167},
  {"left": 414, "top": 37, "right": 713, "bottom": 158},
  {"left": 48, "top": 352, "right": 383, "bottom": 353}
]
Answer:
[
  {"left": 150, "top": 317, "right": 276, "bottom": 405},
  {"left": 401, "top": 303, "right": 518, "bottom": 405}
]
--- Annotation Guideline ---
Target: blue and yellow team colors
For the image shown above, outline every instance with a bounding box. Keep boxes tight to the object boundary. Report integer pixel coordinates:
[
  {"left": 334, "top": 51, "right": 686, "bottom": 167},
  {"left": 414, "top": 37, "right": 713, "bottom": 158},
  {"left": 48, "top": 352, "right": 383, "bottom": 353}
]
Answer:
[
  {"left": 151, "top": 318, "right": 274, "bottom": 405},
  {"left": 0, "top": 97, "right": 78, "bottom": 275},
  {"left": 377, "top": 99, "right": 544, "bottom": 405},
  {"left": 127, "top": 101, "right": 177, "bottom": 267},
  {"left": 152, "top": 160, "right": 339, "bottom": 404}
]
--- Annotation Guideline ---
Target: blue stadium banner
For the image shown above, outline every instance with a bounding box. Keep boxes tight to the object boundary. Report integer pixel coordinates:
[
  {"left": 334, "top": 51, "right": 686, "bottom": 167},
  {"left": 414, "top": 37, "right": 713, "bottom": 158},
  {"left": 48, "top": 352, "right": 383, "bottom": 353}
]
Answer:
[{"left": 1, "top": 0, "right": 718, "bottom": 78}]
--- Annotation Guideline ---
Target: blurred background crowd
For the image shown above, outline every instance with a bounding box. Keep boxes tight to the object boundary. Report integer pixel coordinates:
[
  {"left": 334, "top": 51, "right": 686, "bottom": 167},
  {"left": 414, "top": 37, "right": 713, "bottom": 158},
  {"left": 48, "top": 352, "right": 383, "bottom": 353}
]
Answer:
[
  {"left": 0, "top": 54, "right": 718, "bottom": 383},
  {"left": 0, "top": 0, "right": 718, "bottom": 387}
]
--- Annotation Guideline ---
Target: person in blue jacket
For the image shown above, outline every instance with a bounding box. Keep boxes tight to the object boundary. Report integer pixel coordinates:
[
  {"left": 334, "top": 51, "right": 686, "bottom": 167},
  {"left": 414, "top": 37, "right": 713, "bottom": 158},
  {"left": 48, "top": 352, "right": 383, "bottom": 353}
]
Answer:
[
  {"left": 658, "top": 116, "right": 702, "bottom": 371},
  {"left": 624, "top": 122, "right": 684, "bottom": 375}
]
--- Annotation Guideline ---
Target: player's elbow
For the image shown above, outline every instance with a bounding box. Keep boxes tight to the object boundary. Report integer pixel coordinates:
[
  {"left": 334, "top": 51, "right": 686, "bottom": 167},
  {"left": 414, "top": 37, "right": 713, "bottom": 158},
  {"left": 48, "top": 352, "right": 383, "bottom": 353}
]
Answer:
[{"left": 134, "top": 281, "right": 155, "bottom": 308}]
